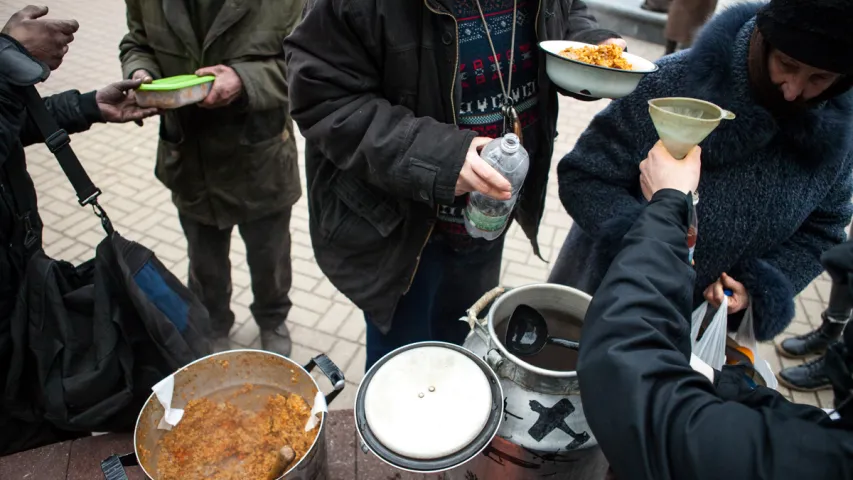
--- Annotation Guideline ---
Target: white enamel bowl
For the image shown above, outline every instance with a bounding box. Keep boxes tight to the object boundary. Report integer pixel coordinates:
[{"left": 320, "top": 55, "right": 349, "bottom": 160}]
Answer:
[{"left": 540, "top": 40, "right": 659, "bottom": 99}]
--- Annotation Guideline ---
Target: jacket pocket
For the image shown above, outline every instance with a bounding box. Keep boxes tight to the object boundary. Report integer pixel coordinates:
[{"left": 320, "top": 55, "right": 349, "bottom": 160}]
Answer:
[
  {"left": 155, "top": 117, "right": 185, "bottom": 190},
  {"left": 240, "top": 109, "right": 287, "bottom": 145},
  {"left": 322, "top": 174, "right": 404, "bottom": 245}
]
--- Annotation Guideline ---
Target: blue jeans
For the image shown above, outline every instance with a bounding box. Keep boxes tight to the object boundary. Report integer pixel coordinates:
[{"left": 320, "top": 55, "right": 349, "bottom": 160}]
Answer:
[{"left": 365, "top": 237, "right": 505, "bottom": 370}]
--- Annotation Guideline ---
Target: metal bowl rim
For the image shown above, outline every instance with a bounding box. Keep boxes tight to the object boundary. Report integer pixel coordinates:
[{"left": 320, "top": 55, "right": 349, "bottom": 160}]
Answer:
[{"left": 488, "top": 283, "right": 591, "bottom": 379}]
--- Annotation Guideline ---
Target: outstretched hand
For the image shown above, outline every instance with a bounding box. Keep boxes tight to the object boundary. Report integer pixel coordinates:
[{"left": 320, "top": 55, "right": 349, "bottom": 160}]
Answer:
[
  {"left": 96, "top": 79, "right": 159, "bottom": 124},
  {"left": 1, "top": 5, "right": 78, "bottom": 70}
]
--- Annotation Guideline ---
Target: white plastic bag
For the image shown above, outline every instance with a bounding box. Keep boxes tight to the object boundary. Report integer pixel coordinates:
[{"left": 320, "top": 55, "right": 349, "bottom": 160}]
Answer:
[
  {"left": 690, "top": 297, "right": 729, "bottom": 371},
  {"left": 730, "top": 307, "right": 778, "bottom": 390}
]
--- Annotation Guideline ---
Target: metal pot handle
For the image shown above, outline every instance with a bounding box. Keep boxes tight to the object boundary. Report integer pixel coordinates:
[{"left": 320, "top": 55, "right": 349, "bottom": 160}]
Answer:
[
  {"left": 465, "top": 286, "right": 506, "bottom": 331},
  {"left": 304, "top": 354, "right": 346, "bottom": 405},
  {"left": 101, "top": 453, "right": 138, "bottom": 480}
]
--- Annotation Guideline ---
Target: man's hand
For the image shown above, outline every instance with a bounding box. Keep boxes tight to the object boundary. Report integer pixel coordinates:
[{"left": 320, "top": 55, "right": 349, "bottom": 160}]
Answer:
[
  {"left": 131, "top": 69, "right": 153, "bottom": 83},
  {"left": 704, "top": 272, "right": 749, "bottom": 314},
  {"left": 1, "top": 5, "right": 78, "bottom": 70},
  {"left": 639, "top": 141, "right": 701, "bottom": 200},
  {"left": 128, "top": 70, "right": 154, "bottom": 126},
  {"left": 600, "top": 37, "right": 628, "bottom": 50},
  {"left": 455, "top": 137, "right": 512, "bottom": 200},
  {"left": 96, "top": 79, "right": 159, "bottom": 124},
  {"left": 195, "top": 65, "right": 243, "bottom": 108}
]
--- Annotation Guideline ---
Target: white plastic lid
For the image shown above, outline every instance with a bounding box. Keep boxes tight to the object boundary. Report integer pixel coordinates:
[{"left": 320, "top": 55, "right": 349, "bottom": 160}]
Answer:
[{"left": 363, "top": 345, "right": 493, "bottom": 460}]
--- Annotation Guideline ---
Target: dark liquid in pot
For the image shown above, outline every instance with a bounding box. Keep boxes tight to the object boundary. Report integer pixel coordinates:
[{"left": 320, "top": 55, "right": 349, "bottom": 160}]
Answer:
[{"left": 495, "top": 308, "right": 583, "bottom": 372}]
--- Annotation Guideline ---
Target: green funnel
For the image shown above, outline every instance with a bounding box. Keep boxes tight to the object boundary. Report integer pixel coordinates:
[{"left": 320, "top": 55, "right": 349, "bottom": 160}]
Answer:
[{"left": 648, "top": 97, "right": 735, "bottom": 159}]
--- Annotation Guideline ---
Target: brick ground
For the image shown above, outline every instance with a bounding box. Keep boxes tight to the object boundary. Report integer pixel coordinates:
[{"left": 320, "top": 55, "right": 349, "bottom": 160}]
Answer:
[{"left": 0, "top": 0, "right": 837, "bottom": 409}]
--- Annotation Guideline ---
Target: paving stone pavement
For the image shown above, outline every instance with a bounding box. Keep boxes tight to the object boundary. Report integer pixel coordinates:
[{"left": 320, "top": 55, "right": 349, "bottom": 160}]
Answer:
[{"left": 0, "top": 0, "right": 841, "bottom": 410}]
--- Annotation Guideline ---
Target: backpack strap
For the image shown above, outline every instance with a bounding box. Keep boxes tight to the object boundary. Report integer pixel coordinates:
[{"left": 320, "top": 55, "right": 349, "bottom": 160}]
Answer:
[{"left": 21, "top": 85, "right": 114, "bottom": 235}]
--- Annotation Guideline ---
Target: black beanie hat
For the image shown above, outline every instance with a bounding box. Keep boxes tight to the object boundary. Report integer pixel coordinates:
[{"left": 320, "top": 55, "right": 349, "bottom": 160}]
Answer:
[{"left": 756, "top": 0, "right": 853, "bottom": 75}]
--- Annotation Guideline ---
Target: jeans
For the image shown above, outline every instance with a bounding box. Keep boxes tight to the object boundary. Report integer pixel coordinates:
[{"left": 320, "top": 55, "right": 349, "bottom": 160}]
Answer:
[
  {"left": 179, "top": 209, "right": 293, "bottom": 337},
  {"left": 365, "top": 236, "right": 505, "bottom": 370}
]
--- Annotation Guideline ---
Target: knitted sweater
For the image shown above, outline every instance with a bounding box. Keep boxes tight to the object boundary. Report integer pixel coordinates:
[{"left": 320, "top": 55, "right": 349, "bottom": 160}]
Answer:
[{"left": 549, "top": 2, "right": 853, "bottom": 341}]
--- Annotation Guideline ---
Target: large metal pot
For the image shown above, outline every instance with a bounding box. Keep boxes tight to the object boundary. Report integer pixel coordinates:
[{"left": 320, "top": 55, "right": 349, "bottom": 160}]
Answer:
[
  {"left": 446, "top": 284, "right": 608, "bottom": 479},
  {"left": 101, "top": 350, "right": 345, "bottom": 480}
]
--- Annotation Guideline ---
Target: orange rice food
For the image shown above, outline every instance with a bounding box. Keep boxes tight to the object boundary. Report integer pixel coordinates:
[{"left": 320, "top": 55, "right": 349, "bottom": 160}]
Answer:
[
  {"left": 156, "top": 392, "right": 317, "bottom": 480},
  {"left": 558, "top": 44, "right": 633, "bottom": 70}
]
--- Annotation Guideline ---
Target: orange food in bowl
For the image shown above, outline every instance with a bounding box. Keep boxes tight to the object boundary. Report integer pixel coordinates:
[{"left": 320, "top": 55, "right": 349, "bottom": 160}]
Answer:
[{"left": 558, "top": 44, "right": 633, "bottom": 70}]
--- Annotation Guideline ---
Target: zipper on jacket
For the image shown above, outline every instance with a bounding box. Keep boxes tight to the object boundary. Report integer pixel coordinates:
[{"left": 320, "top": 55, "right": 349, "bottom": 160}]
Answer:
[{"left": 405, "top": 0, "right": 460, "bottom": 294}]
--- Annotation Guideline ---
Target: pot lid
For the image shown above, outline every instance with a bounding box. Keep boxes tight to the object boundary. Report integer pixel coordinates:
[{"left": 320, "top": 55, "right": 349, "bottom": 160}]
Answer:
[{"left": 355, "top": 342, "right": 502, "bottom": 473}]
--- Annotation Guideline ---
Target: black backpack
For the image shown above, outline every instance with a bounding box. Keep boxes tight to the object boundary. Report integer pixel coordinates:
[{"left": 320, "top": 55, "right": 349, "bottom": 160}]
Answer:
[{"left": 0, "top": 40, "right": 211, "bottom": 454}]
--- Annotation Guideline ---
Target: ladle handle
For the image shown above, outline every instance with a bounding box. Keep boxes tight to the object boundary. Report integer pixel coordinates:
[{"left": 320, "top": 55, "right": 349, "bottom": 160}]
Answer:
[
  {"left": 305, "top": 354, "right": 346, "bottom": 405},
  {"left": 466, "top": 286, "right": 507, "bottom": 331},
  {"left": 549, "top": 338, "right": 581, "bottom": 350}
]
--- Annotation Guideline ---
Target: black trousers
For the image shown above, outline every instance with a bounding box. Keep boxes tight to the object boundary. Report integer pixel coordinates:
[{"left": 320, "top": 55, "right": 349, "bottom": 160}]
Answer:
[
  {"left": 179, "top": 209, "right": 293, "bottom": 337},
  {"left": 364, "top": 236, "right": 505, "bottom": 369}
]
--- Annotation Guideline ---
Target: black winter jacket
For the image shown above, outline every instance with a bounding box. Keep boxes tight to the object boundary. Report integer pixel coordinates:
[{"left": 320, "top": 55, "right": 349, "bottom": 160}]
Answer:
[
  {"left": 579, "top": 189, "right": 853, "bottom": 480},
  {"left": 284, "top": 0, "right": 618, "bottom": 332}
]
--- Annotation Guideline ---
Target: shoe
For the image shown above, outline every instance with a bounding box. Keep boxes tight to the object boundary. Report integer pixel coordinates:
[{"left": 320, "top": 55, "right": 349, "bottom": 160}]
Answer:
[
  {"left": 211, "top": 335, "right": 232, "bottom": 353},
  {"left": 261, "top": 324, "right": 293, "bottom": 357},
  {"left": 777, "top": 355, "right": 832, "bottom": 391},
  {"left": 777, "top": 313, "right": 846, "bottom": 359}
]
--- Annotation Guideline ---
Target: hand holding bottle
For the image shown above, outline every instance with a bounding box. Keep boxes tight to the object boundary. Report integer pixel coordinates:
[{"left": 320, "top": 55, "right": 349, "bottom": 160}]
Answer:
[{"left": 455, "top": 137, "right": 512, "bottom": 200}]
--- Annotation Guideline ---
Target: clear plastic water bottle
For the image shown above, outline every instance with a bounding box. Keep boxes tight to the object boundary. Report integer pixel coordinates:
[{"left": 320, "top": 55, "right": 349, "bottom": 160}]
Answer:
[{"left": 464, "top": 133, "right": 529, "bottom": 240}]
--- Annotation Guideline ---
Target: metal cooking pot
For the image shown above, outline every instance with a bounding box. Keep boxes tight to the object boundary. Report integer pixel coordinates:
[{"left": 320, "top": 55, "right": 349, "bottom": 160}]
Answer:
[
  {"left": 354, "top": 284, "right": 607, "bottom": 480},
  {"left": 448, "top": 284, "right": 608, "bottom": 479},
  {"left": 101, "top": 350, "right": 345, "bottom": 480}
]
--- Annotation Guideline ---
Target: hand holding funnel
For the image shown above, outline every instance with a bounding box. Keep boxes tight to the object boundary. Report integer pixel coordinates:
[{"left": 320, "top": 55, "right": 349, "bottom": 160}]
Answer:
[{"left": 648, "top": 97, "right": 735, "bottom": 159}]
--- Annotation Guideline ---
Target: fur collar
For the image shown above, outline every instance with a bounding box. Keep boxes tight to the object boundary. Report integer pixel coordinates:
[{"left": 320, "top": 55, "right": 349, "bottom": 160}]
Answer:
[{"left": 680, "top": 2, "right": 853, "bottom": 167}]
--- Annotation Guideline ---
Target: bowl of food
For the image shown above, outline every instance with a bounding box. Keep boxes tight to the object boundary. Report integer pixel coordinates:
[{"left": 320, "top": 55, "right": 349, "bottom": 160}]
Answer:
[
  {"left": 104, "top": 350, "right": 346, "bottom": 479},
  {"left": 539, "top": 41, "right": 658, "bottom": 99},
  {"left": 135, "top": 74, "right": 215, "bottom": 109}
]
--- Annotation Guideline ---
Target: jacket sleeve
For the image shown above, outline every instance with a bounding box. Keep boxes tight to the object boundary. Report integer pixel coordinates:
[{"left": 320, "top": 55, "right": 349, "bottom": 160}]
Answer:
[
  {"left": 557, "top": 90, "right": 657, "bottom": 254},
  {"left": 282, "top": 0, "right": 476, "bottom": 206},
  {"left": 563, "top": 0, "right": 621, "bottom": 44},
  {"left": 229, "top": 0, "right": 304, "bottom": 113},
  {"left": 578, "top": 189, "right": 853, "bottom": 480},
  {"left": 119, "top": 0, "right": 163, "bottom": 79},
  {"left": 732, "top": 157, "right": 853, "bottom": 341},
  {"left": 18, "top": 90, "right": 104, "bottom": 147}
]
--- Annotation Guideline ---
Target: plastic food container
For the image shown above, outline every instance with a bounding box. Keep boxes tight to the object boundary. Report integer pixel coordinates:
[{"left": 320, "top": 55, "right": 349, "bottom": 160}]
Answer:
[
  {"left": 539, "top": 40, "right": 658, "bottom": 99},
  {"left": 135, "top": 74, "right": 215, "bottom": 109}
]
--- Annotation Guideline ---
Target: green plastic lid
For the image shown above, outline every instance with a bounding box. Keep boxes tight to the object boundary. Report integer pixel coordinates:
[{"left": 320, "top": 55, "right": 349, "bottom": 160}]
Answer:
[{"left": 138, "top": 74, "right": 215, "bottom": 91}]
